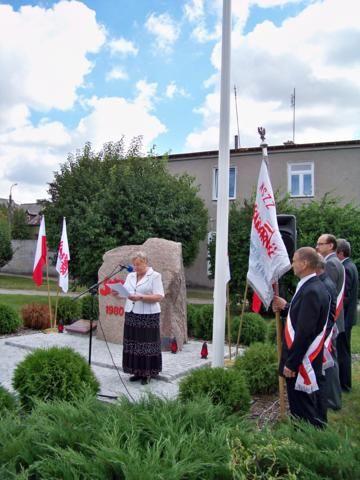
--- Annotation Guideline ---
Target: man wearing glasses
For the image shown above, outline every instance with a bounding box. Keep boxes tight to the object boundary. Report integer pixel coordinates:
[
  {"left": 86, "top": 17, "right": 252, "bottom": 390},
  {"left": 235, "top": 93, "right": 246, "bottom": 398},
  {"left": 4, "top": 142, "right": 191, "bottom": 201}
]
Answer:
[{"left": 316, "top": 234, "right": 345, "bottom": 410}]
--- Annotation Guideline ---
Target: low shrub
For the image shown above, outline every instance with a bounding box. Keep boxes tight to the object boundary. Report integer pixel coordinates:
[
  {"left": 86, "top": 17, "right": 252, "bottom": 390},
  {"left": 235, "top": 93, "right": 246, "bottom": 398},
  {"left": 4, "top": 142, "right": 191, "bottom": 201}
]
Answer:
[
  {"left": 12, "top": 347, "right": 99, "bottom": 410},
  {"left": 0, "top": 304, "right": 21, "bottom": 335},
  {"left": 0, "top": 386, "right": 17, "bottom": 414},
  {"left": 179, "top": 367, "right": 250, "bottom": 415},
  {"left": 56, "top": 297, "right": 81, "bottom": 325},
  {"left": 0, "top": 394, "right": 233, "bottom": 479},
  {"left": 231, "top": 420, "right": 360, "bottom": 479},
  {"left": 81, "top": 295, "right": 99, "bottom": 321},
  {"left": 231, "top": 312, "right": 267, "bottom": 345},
  {"left": 21, "top": 303, "right": 51, "bottom": 330},
  {"left": 234, "top": 342, "right": 279, "bottom": 395}
]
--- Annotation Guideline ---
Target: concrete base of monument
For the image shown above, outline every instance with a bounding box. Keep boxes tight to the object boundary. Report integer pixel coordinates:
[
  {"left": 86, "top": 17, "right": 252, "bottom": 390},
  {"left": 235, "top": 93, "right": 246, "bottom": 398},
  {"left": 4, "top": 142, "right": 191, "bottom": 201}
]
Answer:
[
  {"left": 65, "top": 319, "right": 98, "bottom": 335},
  {"left": 2, "top": 333, "right": 241, "bottom": 402}
]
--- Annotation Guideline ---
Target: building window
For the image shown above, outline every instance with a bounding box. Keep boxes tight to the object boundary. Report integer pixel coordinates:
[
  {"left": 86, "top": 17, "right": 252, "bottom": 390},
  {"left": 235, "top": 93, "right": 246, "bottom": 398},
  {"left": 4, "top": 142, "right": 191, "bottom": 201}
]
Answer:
[
  {"left": 212, "top": 166, "right": 236, "bottom": 200},
  {"left": 288, "top": 162, "right": 314, "bottom": 197}
]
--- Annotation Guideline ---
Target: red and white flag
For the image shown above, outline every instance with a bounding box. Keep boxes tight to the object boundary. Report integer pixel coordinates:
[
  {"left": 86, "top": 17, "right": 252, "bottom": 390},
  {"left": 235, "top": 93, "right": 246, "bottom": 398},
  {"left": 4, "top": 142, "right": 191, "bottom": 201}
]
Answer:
[
  {"left": 32, "top": 215, "right": 47, "bottom": 286},
  {"left": 56, "top": 217, "right": 70, "bottom": 293},
  {"left": 247, "top": 159, "right": 291, "bottom": 308}
]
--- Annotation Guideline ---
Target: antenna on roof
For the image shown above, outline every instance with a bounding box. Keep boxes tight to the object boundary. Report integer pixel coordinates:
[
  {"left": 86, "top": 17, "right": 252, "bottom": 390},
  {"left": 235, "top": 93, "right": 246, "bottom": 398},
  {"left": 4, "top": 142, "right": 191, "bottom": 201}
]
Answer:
[
  {"left": 234, "top": 85, "right": 240, "bottom": 148},
  {"left": 291, "top": 87, "right": 296, "bottom": 143}
]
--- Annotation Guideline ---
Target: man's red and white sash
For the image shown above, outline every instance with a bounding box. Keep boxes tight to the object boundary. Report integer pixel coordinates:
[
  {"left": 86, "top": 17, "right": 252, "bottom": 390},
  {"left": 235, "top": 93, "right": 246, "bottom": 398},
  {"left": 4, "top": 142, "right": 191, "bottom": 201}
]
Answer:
[
  {"left": 323, "top": 268, "right": 345, "bottom": 371},
  {"left": 285, "top": 307, "right": 329, "bottom": 394}
]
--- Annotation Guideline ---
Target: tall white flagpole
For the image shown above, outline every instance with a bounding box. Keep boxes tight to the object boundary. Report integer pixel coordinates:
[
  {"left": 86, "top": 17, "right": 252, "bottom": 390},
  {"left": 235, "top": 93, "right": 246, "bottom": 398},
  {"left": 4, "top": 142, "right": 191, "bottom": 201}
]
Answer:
[{"left": 212, "top": 0, "right": 232, "bottom": 367}]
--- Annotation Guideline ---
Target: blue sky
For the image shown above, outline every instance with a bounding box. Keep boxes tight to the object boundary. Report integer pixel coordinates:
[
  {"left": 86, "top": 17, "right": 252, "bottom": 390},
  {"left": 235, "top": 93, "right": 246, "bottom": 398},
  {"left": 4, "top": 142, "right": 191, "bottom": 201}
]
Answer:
[{"left": 0, "top": 0, "right": 359, "bottom": 202}]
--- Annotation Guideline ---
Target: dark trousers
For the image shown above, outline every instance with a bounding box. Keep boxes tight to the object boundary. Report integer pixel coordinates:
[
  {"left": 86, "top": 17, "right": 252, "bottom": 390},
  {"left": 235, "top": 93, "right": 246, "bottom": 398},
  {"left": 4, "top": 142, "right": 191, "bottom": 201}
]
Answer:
[
  {"left": 286, "top": 377, "right": 326, "bottom": 428},
  {"left": 337, "top": 328, "right": 352, "bottom": 391}
]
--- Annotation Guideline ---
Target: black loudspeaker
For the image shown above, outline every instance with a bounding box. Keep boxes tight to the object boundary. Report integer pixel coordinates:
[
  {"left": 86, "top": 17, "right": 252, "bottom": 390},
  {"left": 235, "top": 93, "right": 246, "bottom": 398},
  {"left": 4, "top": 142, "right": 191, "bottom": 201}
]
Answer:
[{"left": 277, "top": 214, "right": 297, "bottom": 259}]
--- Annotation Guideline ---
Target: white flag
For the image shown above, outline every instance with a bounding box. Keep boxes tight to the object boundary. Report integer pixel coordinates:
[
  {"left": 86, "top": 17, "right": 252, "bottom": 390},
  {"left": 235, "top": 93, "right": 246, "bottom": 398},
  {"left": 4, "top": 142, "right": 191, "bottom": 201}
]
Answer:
[
  {"left": 56, "top": 217, "right": 70, "bottom": 293},
  {"left": 247, "top": 159, "right": 291, "bottom": 308},
  {"left": 226, "top": 254, "right": 231, "bottom": 284}
]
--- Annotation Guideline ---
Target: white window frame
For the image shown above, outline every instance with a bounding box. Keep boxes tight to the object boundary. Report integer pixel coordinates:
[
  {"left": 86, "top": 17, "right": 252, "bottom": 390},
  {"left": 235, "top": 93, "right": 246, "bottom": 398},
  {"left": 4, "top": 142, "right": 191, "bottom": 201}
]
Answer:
[
  {"left": 287, "top": 162, "right": 314, "bottom": 197},
  {"left": 212, "top": 165, "right": 237, "bottom": 201}
]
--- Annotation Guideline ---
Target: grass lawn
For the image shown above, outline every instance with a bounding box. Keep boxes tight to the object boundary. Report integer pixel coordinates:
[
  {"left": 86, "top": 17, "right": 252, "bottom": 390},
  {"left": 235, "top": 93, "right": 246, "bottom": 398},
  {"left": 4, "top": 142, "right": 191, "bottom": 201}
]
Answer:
[
  {"left": 187, "top": 288, "right": 213, "bottom": 300},
  {"left": 329, "top": 361, "right": 360, "bottom": 441},
  {"left": 0, "top": 294, "right": 56, "bottom": 315},
  {"left": 0, "top": 274, "right": 58, "bottom": 291},
  {"left": 352, "top": 318, "right": 360, "bottom": 354}
]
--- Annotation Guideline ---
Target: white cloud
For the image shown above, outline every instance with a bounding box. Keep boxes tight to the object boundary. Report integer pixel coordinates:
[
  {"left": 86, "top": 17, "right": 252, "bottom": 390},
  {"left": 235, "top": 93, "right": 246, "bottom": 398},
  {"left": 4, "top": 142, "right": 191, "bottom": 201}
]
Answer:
[
  {"left": 0, "top": 1, "right": 106, "bottom": 115},
  {"left": 165, "top": 81, "right": 189, "bottom": 99},
  {"left": 145, "top": 12, "right": 180, "bottom": 54},
  {"left": 106, "top": 67, "right": 128, "bottom": 81},
  {"left": 108, "top": 37, "right": 138, "bottom": 56},
  {"left": 185, "top": 0, "right": 360, "bottom": 151},
  {"left": 184, "top": 0, "right": 205, "bottom": 21},
  {"left": 74, "top": 93, "right": 166, "bottom": 152}
]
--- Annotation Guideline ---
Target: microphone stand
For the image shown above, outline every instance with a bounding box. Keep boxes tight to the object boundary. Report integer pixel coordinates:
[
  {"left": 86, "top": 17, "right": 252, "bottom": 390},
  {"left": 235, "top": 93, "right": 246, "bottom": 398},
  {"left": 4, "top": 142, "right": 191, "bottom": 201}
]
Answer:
[{"left": 72, "top": 265, "right": 124, "bottom": 365}]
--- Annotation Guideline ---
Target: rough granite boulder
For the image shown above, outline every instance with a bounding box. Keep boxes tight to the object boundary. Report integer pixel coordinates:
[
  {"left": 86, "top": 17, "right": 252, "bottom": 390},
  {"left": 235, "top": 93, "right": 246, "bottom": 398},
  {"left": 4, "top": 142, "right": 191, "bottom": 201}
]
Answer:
[{"left": 97, "top": 238, "right": 188, "bottom": 350}]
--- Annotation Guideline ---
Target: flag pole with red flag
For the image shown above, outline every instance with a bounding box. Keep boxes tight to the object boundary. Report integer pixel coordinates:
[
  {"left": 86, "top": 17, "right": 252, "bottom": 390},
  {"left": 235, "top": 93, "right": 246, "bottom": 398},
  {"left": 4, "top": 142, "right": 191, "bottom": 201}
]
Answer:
[
  {"left": 246, "top": 128, "right": 291, "bottom": 418},
  {"left": 33, "top": 215, "right": 53, "bottom": 327}
]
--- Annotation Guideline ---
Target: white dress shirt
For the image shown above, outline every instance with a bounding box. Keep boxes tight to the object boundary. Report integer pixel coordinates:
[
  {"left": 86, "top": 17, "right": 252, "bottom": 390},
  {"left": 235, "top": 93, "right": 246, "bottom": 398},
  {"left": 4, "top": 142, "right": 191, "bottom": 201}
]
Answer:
[{"left": 123, "top": 267, "right": 164, "bottom": 314}]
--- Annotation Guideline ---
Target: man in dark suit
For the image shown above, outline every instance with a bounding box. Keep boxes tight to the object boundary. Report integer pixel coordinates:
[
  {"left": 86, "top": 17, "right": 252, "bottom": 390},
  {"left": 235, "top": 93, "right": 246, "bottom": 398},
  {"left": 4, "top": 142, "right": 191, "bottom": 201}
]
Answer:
[
  {"left": 316, "top": 234, "right": 344, "bottom": 410},
  {"left": 316, "top": 254, "right": 337, "bottom": 424},
  {"left": 273, "top": 247, "right": 330, "bottom": 428},
  {"left": 336, "top": 239, "right": 359, "bottom": 392}
]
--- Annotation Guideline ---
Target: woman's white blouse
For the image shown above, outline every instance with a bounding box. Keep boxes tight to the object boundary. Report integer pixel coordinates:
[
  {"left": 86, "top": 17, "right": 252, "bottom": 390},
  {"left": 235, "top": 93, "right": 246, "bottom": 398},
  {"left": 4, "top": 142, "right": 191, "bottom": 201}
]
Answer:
[{"left": 123, "top": 267, "right": 164, "bottom": 314}]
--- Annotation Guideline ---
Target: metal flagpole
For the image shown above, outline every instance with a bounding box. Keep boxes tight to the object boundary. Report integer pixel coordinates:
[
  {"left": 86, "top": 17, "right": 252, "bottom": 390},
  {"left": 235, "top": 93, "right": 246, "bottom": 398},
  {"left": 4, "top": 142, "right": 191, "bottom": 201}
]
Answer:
[{"left": 212, "top": 0, "right": 232, "bottom": 368}]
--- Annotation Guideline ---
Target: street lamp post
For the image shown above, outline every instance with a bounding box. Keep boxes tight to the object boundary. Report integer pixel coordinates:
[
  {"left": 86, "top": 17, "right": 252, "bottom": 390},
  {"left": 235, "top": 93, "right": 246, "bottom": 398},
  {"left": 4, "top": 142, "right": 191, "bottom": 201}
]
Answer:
[{"left": 8, "top": 183, "right": 18, "bottom": 226}]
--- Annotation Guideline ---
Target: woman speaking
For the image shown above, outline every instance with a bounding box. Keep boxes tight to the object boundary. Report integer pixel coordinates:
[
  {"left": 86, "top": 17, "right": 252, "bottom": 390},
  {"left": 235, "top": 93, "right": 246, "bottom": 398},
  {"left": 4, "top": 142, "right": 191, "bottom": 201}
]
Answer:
[{"left": 121, "top": 252, "right": 164, "bottom": 385}]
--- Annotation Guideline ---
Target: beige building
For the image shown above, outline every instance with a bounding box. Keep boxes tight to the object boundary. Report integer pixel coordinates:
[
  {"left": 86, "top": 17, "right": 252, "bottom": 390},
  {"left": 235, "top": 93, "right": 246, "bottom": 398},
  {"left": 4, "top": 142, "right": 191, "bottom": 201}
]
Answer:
[{"left": 167, "top": 139, "right": 360, "bottom": 287}]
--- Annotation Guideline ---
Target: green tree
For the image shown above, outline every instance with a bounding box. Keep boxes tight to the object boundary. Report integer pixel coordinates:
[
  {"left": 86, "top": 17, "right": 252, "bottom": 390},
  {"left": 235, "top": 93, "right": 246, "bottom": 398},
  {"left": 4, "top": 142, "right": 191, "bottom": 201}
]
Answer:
[
  {"left": 44, "top": 139, "right": 208, "bottom": 285},
  {"left": 209, "top": 194, "right": 360, "bottom": 301},
  {"left": 11, "top": 208, "right": 30, "bottom": 239},
  {"left": 0, "top": 214, "right": 13, "bottom": 267}
]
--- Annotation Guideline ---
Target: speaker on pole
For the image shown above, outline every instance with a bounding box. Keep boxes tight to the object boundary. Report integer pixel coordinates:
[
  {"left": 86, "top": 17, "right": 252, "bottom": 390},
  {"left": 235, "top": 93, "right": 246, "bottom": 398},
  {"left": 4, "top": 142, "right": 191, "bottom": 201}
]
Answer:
[{"left": 277, "top": 214, "right": 297, "bottom": 259}]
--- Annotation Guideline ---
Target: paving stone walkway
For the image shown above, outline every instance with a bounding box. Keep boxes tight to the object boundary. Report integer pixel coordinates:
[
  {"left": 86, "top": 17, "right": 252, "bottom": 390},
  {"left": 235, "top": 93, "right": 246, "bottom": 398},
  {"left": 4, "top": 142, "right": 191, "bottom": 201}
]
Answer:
[{"left": 1, "top": 332, "right": 239, "bottom": 402}]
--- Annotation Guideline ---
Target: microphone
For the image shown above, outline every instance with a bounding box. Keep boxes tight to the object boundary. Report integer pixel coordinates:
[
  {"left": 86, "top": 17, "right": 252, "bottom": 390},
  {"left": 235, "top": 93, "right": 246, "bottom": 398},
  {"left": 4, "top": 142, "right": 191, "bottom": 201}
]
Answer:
[{"left": 118, "top": 264, "right": 133, "bottom": 272}]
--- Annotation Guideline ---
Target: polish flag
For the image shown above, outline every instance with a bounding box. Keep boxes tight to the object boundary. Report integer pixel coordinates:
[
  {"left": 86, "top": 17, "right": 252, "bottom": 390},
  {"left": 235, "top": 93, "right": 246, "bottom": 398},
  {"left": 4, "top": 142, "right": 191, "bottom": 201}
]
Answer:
[
  {"left": 56, "top": 217, "right": 70, "bottom": 293},
  {"left": 32, "top": 215, "right": 47, "bottom": 286}
]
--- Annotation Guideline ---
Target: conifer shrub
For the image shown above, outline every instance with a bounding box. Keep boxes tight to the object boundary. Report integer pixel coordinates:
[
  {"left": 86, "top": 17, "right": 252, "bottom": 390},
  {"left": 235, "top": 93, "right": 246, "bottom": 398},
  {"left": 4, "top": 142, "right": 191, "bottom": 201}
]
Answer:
[
  {"left": 56, "top": 297, "right": 81, "bottom": 325},
  {"left": 0, "top": 304, "right": 21, "bottom": 335},
  {"left": 231, "top": 312, "right": 267, "bottom": 345},
  {"left": 186, "top": 304, "right": 213, "bottom": 340},
  {"left": 179, "top": 367, "right": 250, "bottom": 415},
  {"left": 12, "top": 347, "right": 99, "bottom": 410},
  {"left": 81, "top": 294, "right": 99, "bottom": 321},
  {"left": 0, "top": 386, "right": 17, "bottom": 414},
  {"left": 234, "top": 342, "right": 278, "bottom": 395},
  {"left": 21, "top": 303, "right": 51, "bottom": 330},
  {"left": 267, "top": 318, "right": 277, "bottom": 344}
]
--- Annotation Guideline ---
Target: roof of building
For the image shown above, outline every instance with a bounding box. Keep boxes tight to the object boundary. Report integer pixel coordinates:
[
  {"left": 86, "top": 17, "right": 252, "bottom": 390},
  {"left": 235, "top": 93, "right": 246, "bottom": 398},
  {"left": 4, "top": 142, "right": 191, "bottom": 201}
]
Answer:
[{"left": 167, "top": 139, "right": 360, "bottom": 161}]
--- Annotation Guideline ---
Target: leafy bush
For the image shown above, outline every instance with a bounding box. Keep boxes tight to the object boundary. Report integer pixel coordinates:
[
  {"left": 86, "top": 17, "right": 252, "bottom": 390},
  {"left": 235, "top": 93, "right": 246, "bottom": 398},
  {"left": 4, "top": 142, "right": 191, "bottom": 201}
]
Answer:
[
  {"left": 0, "top": 386, "right": 17, "bottom": 414},
  {"left": 179, "top": 367, "right": 250, "bottom": 415},
  {"left": 187, "top": 304, "right": 213, "bottom": 340},
  {"left": 21, "top": 303, "right": 51, "bottom": 330},
  {"left": 12, "top": 347, "right": 99, "bottom": 410},
  {"left": 81, "top": 294, "right": 99, "bottom": 321},
  {"left": 0, "top": 304, "right": 21, "bottom": 335},
  {"left": 0, "top": 394, "right": 233, "bottom": 479},
  {"left": 56, "top": 297, "right": 81, "bottom": 325},
  {"left": 231, "top": 312, "right": 267, "bottom": 345},
  {"left": 234, "top": 342, "right": 279, "bottom": 395}
]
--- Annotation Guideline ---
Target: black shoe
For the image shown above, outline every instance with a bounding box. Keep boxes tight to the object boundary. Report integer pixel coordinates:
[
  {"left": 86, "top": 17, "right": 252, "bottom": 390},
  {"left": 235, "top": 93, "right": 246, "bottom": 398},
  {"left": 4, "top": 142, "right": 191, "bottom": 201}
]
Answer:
[
  {"left": 129, "top": 375, "right": 141, "bottom": 382},
  {"left": 141, "top": 377, "right": 150, "bottom": 385}
]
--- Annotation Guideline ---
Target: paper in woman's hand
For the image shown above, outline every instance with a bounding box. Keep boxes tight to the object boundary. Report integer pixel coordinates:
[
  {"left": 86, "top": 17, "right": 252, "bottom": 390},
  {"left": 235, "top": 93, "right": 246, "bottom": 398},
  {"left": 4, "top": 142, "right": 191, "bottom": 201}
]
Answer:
[{"left": 109, "top": 282, "right": 130, "bottom": 298}]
